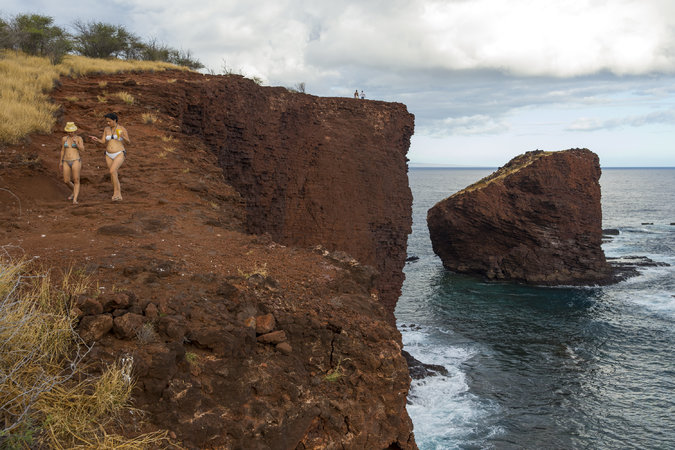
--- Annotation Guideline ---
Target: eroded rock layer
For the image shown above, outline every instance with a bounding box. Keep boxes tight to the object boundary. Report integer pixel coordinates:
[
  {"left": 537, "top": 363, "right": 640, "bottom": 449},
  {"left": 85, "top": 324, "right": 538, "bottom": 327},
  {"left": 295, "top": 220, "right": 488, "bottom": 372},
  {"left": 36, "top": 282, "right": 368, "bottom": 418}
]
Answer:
[
  {"left": 427, "top": 149, "right": 612, "bottom": 284},
  {"left": 159, "top": 76, "right": 415, "bottom": 318}
]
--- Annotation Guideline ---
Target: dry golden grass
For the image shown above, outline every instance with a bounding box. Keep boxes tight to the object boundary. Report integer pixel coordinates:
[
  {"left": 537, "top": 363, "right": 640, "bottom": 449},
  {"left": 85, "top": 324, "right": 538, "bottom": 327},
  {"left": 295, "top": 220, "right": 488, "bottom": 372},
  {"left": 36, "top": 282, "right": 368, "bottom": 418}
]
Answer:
[
  {"left": 56, "top": 54, "right": 187, "bottom": 78},
  {"left": 114, "top": 91, "right": 135, "bottom": 105},
  {"left": 0, "top": 260, "right": 167, "bottom": 448},
  {"left": 0, "top": 52, "right": 61, "bottom": 143},
  {"left": 97, "top": 94, "right": 108, "bottom": 103},
  {"left": 141, "top": 113, "right": 157, "bottom": 124},
  {"left": 453, "top": 151, "right": 553, "bottom": 197},
  {"left": 157, "top": 151, "right": 167, "bottom": 158},
  {"left": 160, "top": 135, "right": 175, "bottom": 143},
  {"left": 65, "top": 96, "right": 79, "bottom": 102},
  {"left": 98, "top": 81, "right": 108, "bottom": 88},
  {"left": 0, "top": 50, "right": 188, "bottom": 145}
]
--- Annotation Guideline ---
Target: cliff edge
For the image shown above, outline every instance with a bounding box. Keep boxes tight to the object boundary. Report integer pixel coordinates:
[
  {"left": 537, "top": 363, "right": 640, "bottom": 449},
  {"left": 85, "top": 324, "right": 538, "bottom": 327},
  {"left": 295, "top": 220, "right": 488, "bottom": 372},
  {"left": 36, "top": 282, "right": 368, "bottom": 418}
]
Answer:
[
  {"left": 0, "top": 71, "right": 416, "bottom": 448},
  {"left": 154, "top": 75, "right": 414, "bottom": 319},
  {"left": 427, "top": 149, "right": 612, "bottom": 285}
]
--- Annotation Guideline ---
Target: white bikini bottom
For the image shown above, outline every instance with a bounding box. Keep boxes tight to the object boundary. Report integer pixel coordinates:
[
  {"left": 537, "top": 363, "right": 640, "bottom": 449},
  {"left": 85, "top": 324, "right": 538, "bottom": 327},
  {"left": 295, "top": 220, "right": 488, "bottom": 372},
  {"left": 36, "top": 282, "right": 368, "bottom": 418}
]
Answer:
[{"left": 106, "top": 150, "right": 126, "bottom": 159}]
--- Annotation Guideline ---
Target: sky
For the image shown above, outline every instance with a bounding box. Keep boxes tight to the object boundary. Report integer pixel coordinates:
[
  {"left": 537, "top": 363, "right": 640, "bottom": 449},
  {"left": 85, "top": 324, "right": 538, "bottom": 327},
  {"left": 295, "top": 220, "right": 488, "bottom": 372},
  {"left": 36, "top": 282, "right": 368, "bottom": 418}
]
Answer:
[{"left": 3, "top": 0, "right": 675, "bottom": 167}]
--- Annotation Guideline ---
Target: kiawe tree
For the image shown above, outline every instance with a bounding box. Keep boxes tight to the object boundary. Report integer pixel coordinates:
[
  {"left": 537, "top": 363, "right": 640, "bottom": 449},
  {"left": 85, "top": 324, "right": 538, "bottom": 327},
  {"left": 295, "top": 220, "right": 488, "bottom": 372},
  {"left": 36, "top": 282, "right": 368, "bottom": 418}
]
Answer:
[
  {"left": 72, "top": 20, "right": 141, "bottom": 59},
  {"left": 0, "top": 14, "right": 71, "bottom": 63}
]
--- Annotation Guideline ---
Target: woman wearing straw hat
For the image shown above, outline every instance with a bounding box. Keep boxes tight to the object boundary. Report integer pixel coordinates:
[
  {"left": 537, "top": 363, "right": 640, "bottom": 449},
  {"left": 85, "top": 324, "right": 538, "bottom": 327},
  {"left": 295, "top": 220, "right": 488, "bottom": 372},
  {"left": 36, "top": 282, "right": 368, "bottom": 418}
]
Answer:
[
  {"left": 89, "top": 112, "right": 129, "bottom": 201},
  {"left": 60, "top": 121, "right": 84, "bottom": 204}
]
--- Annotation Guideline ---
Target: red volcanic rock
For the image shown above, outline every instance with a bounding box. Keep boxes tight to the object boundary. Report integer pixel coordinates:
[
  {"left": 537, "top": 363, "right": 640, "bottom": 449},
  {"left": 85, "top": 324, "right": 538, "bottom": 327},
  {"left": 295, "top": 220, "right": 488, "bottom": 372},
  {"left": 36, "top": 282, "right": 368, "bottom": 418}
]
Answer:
[
  {"left": 255, "top": 313, "right": 276, "bottom": 334},
  {"left": 2, "top": 70, "right": 416, "bottom": 449},
  {"left": 158, "top": 76, "right": 414, "bottom": 320},
  {"left": 113, "top": 312, "right": 145, "bottom": 339},
  {"left": 428, "top": 149, "right": 612, "bottom": 284},
  {"left": 78, "top": 314, "right": 113, "bottom": 343}
]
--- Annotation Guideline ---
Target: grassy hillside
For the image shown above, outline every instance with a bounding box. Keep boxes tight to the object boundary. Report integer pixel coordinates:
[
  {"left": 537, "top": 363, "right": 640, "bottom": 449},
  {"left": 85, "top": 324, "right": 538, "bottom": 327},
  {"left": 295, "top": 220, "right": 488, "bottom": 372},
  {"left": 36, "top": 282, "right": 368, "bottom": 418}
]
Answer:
[{"left": 0, "top": 51, "right": 187, "bottom": 144}]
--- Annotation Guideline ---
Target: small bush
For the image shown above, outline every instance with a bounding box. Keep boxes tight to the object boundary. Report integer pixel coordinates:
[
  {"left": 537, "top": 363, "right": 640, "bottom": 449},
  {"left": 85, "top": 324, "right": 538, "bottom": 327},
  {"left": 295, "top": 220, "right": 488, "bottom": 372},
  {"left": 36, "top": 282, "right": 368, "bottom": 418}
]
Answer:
[
  {"left": 141, "top": 112, "right": 157, "bottom": 124},
  {"left": 114, "top": 91, "right": 134, "bottom": 105},
  {"left": 136, "top": 322, "right": 158, "bottom": 344}
]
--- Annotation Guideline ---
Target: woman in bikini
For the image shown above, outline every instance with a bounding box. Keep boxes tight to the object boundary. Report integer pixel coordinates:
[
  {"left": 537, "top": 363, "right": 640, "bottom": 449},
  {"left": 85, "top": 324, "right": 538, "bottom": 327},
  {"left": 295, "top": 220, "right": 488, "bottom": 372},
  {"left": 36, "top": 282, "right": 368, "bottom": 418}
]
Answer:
[
  {"left": 89, "top": 112, "right": 129, "bottom": 201},
  {"left": 60, "top": 121, "right": 84, "bottom": 204}
]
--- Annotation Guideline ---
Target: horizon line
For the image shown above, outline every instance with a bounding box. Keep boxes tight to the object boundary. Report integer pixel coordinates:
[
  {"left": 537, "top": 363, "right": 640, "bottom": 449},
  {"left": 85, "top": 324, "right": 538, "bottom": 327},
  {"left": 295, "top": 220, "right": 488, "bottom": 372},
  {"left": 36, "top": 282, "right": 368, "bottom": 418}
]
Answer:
[{"left": 409, "top": 164, "right": 675, "bottom": 169}]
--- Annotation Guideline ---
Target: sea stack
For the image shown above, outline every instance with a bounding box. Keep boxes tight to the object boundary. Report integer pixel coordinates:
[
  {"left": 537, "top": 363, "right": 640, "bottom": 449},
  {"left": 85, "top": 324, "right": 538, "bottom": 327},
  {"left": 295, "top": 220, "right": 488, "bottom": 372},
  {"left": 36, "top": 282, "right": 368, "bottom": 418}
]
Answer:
[{"left": 427, "top": 149, "right": 612, "bottom": 285}]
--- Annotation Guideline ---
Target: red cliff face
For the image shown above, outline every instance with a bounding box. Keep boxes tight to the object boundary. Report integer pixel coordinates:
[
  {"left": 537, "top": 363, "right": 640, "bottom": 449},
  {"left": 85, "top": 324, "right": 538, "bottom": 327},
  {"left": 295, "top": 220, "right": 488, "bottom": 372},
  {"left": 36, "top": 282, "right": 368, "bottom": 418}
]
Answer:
[
  {"left": 1, "top": 71, "right": 416, "bottom": 449},
  {"left": 427, "top": 149, "right": 612, "bottom": 284},
  {"left": 157, "top": 75, "right": 414, "bottom": 318}
]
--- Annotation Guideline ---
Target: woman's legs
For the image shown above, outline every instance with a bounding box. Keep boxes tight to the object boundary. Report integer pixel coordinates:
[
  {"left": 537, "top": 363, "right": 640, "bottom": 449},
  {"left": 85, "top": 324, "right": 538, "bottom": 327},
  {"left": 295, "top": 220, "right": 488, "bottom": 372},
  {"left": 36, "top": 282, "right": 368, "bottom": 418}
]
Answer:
[
  {"left": 62, "top": 163, "right": 74, "bottom": 199},
  {"left": 71, "top": 160, "right": 81, "bottom": 204},
  {"left": 106, "top": 154, "right": 125, "bottom": 200}
]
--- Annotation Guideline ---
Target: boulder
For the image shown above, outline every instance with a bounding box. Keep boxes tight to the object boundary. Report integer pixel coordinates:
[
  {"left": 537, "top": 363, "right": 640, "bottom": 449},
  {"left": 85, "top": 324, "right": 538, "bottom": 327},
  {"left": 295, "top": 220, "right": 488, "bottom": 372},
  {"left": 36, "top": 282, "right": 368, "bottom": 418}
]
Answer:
[
  {"left": 427, "top": 149, "right": 612, "bottom": 285},
  {"left": 78, "top": 314, "right": 113, "bottom": 343}
]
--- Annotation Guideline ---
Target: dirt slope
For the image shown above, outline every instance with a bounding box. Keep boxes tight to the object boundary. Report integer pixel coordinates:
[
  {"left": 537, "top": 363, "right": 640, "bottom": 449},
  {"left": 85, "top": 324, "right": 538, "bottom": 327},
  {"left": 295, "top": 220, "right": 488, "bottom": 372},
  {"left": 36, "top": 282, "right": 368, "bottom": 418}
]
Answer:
[{"left": 0, "top": 71, "right": 416, "bottom": 449}]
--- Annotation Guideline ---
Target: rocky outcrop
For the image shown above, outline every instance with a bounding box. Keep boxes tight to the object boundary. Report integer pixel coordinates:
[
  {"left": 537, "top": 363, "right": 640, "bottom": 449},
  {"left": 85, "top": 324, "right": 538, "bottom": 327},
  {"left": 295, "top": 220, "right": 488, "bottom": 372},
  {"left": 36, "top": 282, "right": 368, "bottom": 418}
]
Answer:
[
  {"left": 1, "top": 70, "right": 416, "bottom": 448},
  {"left": 153, "top": 75, "right": 414, "bottom": 319},
  {"left": 76, "top": 249, "right": 414, "bottom": 449},
  {"left": 427, "top": 149, "right": 612, "bottom": 285}
]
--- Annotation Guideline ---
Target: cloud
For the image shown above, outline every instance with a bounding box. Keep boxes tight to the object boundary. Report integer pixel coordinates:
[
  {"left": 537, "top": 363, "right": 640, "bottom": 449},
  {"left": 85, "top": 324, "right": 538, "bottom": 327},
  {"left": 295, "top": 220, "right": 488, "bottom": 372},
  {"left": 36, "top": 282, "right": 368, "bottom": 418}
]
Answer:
[
  {"left": 567, "top": 110, "right": 675, "bottom": 131},
  {"left": 422, "top": 114, "right": 510, "bottom": 136},
  {"left": 5, "top": 0, "right": 675, "bottom": 165},
  {"left": 300, "top": 0, "right": 675, "bottom": 78}
]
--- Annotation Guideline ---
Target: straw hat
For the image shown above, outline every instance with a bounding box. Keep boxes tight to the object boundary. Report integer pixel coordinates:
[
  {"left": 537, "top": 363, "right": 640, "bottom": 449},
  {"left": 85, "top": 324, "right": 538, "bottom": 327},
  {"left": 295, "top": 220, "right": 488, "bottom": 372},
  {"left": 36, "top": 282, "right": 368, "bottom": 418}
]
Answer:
[{"left": 64, "top": 122, "right": 77, "bottom": 132}]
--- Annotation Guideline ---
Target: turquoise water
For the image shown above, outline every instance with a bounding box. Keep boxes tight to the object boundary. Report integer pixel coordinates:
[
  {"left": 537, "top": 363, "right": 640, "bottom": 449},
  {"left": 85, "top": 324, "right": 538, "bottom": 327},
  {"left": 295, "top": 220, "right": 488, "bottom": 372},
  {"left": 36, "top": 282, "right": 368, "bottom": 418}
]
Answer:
[{"left": 396, "top": 168, "right": 675, "bottom": 449}]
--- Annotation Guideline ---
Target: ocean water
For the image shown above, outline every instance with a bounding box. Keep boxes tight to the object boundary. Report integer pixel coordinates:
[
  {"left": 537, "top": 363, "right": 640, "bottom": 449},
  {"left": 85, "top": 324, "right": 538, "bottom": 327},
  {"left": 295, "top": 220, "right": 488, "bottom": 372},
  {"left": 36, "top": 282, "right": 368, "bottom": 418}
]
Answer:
[{"left": 396, "top": 168, "right": 675, "bottom": 449}]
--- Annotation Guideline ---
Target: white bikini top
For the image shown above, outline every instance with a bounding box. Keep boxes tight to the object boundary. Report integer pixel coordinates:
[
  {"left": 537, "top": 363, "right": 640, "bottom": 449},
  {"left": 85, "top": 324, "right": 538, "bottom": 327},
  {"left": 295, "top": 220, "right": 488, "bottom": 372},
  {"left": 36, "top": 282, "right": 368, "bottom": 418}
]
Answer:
[{"left": 106, "top": 127, "right": 123, "bottom": 141}]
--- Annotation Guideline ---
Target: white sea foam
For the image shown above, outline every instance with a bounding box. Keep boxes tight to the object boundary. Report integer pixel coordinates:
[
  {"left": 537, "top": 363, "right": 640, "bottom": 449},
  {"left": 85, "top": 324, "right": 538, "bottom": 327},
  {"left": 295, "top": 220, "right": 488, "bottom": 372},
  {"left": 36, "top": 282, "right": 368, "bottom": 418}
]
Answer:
[{"left": 400, "top": 326, "right": 502, "bottom": 449}]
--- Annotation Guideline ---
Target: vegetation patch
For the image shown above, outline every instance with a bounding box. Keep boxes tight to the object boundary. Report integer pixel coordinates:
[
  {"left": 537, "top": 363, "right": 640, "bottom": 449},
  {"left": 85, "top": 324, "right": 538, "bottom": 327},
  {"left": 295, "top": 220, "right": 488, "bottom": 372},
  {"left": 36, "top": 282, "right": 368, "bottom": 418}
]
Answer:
[
  {"left": 141, "top": 112, "right": 158, "bottom": 124},
  {"left": 0, "top": 260, "right": 166, "bottom": 448},
  {"left": 452, "top": 150, "right": 553, "bottom": 197}
]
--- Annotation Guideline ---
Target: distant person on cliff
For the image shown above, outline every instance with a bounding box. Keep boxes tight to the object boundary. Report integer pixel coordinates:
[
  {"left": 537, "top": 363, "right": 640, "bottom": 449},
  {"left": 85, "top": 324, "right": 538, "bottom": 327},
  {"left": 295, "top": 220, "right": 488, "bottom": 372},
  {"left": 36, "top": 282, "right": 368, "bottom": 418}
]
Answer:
[
  {"left": 89, "top": 112, "right": 129, "bottom": 201},
  {"left": 360, "top": 90, "right": 365, "bottom": 99},
  {"left": 59, "top": 121, "right": 84, "bottom": 204},
  {"left": 354, "top": 89, "right": 359, "bottom": 98}
]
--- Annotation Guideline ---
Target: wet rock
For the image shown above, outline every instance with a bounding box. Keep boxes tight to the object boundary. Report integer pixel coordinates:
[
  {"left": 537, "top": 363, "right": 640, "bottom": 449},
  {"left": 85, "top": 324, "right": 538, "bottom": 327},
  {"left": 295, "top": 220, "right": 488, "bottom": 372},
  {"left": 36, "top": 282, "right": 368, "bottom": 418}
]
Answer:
[
  {"left": 602, "top": 228, "right": 620, "bottom": 236},
  {"left": 402, "top": 350, "right": 449, "bottom": 380}
]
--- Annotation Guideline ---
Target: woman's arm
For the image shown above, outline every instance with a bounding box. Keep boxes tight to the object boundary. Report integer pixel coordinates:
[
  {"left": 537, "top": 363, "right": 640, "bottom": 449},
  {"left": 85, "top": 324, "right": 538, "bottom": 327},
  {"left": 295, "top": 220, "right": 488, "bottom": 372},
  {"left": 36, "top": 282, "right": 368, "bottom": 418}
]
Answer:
[
  {"left": 120, "top": 126, "right": 130, "bottom": 144},
  {"left": 89, "top": 127, "right": 108, "bottom": 143},
  {"left": 75, "top": 135, "right": 85, "bottom": 151}
]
